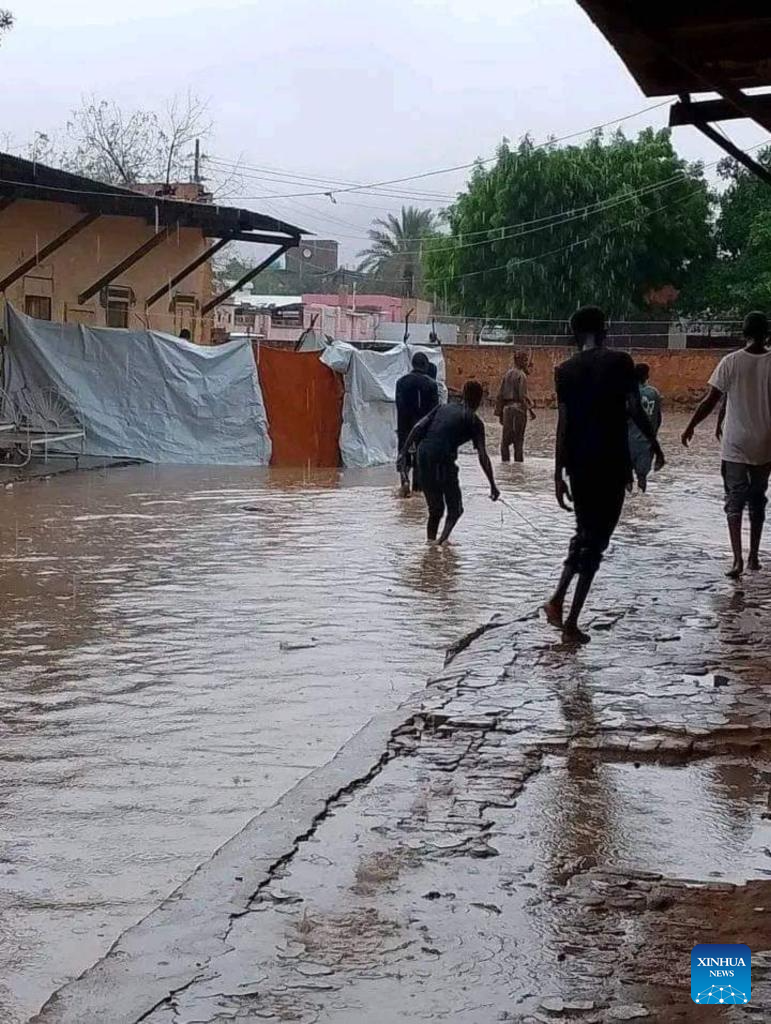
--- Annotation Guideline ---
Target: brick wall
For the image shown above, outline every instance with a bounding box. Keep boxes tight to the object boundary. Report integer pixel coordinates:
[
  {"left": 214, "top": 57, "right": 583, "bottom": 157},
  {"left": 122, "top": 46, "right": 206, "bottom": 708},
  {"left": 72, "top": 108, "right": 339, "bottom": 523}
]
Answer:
[{"left": 444, "top": 345, "right": 725, "bottom": 406}]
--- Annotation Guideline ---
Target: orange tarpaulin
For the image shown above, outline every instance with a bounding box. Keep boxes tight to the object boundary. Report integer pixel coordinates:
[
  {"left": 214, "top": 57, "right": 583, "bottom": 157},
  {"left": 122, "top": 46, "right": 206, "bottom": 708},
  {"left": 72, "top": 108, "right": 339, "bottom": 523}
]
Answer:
[{"left": 256, "top": 345, "right": 342, "bottom": 467}]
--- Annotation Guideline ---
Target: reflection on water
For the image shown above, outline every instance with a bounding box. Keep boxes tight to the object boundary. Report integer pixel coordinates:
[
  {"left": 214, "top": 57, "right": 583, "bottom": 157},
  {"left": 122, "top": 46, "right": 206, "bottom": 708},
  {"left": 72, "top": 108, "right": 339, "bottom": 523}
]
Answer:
[
  {"left": 0, "top": 411, "right": 729, "bottom": 1019},
  {"left": 0, "top": 456, "right": 566, "bottom": 1020}
]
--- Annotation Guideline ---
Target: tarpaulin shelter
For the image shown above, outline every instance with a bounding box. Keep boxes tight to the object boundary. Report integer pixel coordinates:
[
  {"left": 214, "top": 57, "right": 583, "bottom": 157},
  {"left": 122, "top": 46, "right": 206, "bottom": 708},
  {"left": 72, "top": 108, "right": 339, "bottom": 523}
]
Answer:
[
  {"left": 321, "top": 341, "right": 446, "bottom": 469},
  {"left": 3, "top": 305, "right": 271, "bottom": 465},
  {"left": 256, "top": 345, "right": 343, "bottom": 467},
  {"left": 576, "top": 2, "right": 771, "bottom": 188}
]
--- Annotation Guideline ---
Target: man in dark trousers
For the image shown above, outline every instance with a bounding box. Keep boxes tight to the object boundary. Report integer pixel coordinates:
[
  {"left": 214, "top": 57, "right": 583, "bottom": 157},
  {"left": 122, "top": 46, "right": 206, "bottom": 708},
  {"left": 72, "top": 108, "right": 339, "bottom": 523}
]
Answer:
[
  {"left": 543, "top": 306, "right": 665, "bottom": 644},
  {"left": 395, "top": 351, "right": 439, "bottom": 494},
  {"left": 398, "top": 380, "right": 499, "bottom": 545}
]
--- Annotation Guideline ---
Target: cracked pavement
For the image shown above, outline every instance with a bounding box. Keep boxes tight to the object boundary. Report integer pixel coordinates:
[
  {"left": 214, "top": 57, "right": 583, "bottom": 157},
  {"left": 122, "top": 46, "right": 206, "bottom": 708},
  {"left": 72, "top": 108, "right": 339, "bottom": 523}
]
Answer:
[{"left": 36, "top": 532, "right": 771, "bottom": 1022}]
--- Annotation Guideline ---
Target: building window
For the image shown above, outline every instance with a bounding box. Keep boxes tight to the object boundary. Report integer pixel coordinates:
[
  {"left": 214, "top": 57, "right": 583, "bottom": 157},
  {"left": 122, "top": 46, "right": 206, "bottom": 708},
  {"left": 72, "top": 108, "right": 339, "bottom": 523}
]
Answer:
[
  {"left": 25, "top": 295, "right": 52, "bottom": 321},
  {"left": 172, "top": 295, "right": 197, "bottom": 338},
  {"left": 106, "top": 301, "right": 129, "bottom": 329},
  {"left": 102, "top": 285, "right": 134, "bottom": 329}
]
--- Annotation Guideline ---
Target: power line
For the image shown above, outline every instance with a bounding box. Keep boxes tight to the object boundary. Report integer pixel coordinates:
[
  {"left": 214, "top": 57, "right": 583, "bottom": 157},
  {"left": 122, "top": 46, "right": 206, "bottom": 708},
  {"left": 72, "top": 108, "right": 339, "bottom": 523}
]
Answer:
[
  {"left": 205, "top": 157, "right": 456, "bottom": 203},
  {"left": 223, "top": 101, "right": 672, "bottom": 201},
  {"left": 292, "top": 180, "right": 708, "bottom": 289}
]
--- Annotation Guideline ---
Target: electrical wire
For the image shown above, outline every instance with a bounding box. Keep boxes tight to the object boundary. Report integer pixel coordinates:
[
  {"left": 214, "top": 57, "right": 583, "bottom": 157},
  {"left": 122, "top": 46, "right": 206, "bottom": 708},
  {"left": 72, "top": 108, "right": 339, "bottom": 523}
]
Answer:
[
  {"left": 287, "top": 180, "right": 708, "bottom": 288},
  {"left": 210, "top": 100, "right": 672, "bottom": 201}
]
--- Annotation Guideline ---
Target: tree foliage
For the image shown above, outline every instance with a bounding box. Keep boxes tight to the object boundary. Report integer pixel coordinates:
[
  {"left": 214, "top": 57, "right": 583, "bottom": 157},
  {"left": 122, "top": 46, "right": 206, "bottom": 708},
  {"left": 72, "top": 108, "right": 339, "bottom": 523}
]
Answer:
[
  {"left": 423, "top": 128, "right": 713, "bottom": 319},
  {"left": 681, "top": 149, "right": 771, "bottom": 315},
  {"left": 357, "top": 205, "right": 439, "bottom": 297}
]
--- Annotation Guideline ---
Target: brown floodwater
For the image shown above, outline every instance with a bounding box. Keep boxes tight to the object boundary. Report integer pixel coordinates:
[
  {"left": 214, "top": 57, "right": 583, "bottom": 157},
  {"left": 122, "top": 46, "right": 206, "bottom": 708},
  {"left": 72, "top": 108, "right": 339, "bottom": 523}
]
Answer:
[{"left": 0, "top": 411, "right": 730, "bottom": 1020}]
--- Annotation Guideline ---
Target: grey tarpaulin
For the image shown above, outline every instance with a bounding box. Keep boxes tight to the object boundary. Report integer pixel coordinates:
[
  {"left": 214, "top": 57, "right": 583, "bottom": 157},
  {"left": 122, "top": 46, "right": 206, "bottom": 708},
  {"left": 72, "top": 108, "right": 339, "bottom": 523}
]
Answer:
[
  {"left": 320, "top": 341, "right": 446, "bottom": 468},
  {"left": 3, "top": 305, "right": 271, "bottom": 465}
]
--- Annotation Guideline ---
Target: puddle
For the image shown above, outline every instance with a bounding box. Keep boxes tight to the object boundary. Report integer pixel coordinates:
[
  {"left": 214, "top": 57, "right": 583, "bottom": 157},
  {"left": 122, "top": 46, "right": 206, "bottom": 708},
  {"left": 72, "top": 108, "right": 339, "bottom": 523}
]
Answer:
[{"left": 513, "top": 754, "right": 771, "bottom": 885}]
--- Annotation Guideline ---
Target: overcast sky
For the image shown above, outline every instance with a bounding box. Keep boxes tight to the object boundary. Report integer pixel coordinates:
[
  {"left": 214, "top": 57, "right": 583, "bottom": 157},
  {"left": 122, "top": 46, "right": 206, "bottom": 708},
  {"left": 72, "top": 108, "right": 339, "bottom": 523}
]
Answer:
[{"left": 5, "top": 0, "right": 768, "bottom": 261}]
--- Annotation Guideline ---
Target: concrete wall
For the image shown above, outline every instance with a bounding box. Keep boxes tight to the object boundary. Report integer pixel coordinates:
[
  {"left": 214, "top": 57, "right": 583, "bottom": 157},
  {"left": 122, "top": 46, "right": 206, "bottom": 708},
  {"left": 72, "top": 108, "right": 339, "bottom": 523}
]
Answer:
[
  {"left": 0, "top": 199, "right": 214, "bottom": 342},
  {"left": 444, "top": 344, "right": 725, "bottom": 405}
]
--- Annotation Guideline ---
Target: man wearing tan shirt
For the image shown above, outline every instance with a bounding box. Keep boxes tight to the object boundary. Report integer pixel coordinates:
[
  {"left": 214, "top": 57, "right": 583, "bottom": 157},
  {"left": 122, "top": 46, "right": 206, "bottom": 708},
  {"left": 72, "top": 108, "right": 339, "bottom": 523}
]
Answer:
[{"left": 495, "top": 350, "right": 535, "bottom": 462}]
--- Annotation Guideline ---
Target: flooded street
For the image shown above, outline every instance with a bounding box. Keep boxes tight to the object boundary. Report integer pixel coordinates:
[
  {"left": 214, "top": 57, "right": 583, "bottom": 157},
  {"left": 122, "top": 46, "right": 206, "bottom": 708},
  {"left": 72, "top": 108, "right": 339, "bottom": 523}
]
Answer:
[{"left": 0, "top": 412, "right": 754, "bottom": 1021}]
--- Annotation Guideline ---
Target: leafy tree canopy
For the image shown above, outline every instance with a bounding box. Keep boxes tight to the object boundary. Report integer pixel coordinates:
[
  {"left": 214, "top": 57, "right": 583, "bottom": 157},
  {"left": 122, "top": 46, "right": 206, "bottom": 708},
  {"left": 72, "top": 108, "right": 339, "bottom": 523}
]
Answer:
[
  {"left": 681, "top": 149, "right": 771, "bottom": 316},
  {"left": 423, "top": 128, "right": 714, "bottom": 320}
]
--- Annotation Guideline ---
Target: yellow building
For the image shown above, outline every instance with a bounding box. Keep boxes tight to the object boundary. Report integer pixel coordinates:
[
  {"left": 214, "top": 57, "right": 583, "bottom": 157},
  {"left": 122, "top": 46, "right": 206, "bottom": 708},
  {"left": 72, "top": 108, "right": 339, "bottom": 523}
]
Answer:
[{"left": 0, "top": 153, "right": 303, "bottom": 343}]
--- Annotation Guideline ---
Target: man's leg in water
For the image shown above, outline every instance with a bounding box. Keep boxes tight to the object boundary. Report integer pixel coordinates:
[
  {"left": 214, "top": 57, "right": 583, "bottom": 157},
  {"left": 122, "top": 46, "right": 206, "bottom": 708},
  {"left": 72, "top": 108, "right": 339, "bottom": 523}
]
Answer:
[
  {"left": 747, "top": 464, "right": 771, "bottom": 570},
  {"left": 544, "top": 563, "right": 575, "bottom": 628},
  {"left": 723, "top": 462, "right": 749, "bottom": 578},
  {"left": 544, "top": 486, "right": 585, "bottom": 628},
  {"left": 437, "top": 462, "right": 463, "bottom": 545},
  {"left": 423, "top": 481, "right": 445, "bottom": 541},
  {"left": 513, "top": 409, "right": 527, "bottom": 463},
  {"left": 500, "top": 406, "right": 513, "bottom": 463},
  {"left": 561, "top": 476, "right": 626, "bottom": 643}
]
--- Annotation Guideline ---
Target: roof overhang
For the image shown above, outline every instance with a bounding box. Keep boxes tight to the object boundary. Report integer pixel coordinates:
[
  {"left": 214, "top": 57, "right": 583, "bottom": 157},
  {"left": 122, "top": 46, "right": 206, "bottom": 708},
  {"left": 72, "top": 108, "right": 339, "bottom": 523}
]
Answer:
[
  {"left": 576, "top": 2, "right": 771, "bottom": 187},
  {"left": 575, "top": 2, "right": 771, "bottom": 97},
  {"left": 0, "top": 152, "right": 305, "bottom": 242}
]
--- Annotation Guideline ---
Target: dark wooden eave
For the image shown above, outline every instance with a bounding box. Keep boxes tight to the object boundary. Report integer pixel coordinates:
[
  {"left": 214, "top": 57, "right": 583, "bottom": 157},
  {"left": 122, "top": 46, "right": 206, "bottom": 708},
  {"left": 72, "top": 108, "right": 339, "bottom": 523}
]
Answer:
[
  {"left": 0, "top": 152, "right": 305, "bottom": 241},
  {"left": 575, "top": 2, "right": 771, "bottom": 97}
]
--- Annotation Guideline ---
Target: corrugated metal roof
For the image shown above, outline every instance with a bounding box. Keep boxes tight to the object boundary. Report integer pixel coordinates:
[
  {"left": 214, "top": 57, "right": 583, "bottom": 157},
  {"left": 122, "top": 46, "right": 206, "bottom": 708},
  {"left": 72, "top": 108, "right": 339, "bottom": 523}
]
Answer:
[{"left": 576, "top": 2, "right": 771, "bottom": 97}]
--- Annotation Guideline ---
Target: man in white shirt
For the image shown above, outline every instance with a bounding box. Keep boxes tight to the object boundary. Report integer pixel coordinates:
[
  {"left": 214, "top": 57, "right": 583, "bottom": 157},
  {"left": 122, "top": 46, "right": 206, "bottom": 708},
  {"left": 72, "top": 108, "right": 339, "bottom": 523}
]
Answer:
[{"left": 682, "top": 311, "right": 771, "bottom": 578}]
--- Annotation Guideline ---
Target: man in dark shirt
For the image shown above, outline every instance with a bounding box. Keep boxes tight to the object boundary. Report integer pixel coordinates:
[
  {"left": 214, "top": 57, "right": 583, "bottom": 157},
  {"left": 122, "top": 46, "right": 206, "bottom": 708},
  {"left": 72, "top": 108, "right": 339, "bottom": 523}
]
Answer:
[
  {"left": 543, "top": 306, "right": 665, "bottom": 643},
  {"left": 395, "top": 352, "right": 439, "bottom": 494},
  {"left": 398, "top": 380, "right": 499, "bottom": 544}
]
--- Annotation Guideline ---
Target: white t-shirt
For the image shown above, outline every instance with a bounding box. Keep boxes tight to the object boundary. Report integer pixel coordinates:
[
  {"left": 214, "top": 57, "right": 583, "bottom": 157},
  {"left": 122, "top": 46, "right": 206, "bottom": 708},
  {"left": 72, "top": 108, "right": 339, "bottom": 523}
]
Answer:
[{"left": 709, "top": 348, "right": 771, "bottom": 465}]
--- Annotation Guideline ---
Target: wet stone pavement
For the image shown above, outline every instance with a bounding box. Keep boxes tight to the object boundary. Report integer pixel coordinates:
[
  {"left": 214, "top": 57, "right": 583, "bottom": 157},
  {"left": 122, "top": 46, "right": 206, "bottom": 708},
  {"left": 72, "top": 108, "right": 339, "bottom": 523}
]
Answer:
[{"left": 21, "top": 416, "right": 771, "bottom": 1024}]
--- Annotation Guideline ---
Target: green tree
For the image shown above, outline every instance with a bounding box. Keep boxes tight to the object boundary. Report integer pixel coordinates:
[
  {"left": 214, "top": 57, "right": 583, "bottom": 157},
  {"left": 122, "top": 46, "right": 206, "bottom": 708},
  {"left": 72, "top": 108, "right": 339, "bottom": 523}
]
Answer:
[
  {"left": 357, "top": 205, "right": 439, "bottom": 297},
  {"left": 424, "top": 128, "right": 714, "bottom": 320},
  {"left": 682, "top": 149, "right": 771, "bottom": 315}
]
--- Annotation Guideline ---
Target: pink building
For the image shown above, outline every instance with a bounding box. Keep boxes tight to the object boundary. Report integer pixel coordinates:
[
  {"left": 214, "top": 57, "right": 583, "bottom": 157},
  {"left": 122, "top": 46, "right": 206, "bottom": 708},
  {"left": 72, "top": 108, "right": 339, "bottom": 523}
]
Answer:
[{"left": 302, "top": 294, "right": 432, "bottom": 323}]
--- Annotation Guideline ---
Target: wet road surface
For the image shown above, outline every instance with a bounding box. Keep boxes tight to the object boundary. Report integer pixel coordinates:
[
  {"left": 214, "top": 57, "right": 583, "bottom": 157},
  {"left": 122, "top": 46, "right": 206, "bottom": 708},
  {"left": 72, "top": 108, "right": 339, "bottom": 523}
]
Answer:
[
  {"left": 118, "top": 428, "right": 771, "bottom": 1024},
  {"left": 0, "top": 412, "right": 748, "bottom": 1020}
]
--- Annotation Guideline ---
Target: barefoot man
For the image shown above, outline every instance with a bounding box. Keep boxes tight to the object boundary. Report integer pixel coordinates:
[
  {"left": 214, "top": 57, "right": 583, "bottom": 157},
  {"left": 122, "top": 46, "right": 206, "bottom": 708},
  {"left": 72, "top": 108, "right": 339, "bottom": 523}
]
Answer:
[
  {"left": 398, "top": 380, "right": 499, "bottom": 545},
  {"left": 682, "top": 311, "right": 771, "bottom": 578},
  {"left": 544, "top": 306, "right": 665, "bottom": 643}
]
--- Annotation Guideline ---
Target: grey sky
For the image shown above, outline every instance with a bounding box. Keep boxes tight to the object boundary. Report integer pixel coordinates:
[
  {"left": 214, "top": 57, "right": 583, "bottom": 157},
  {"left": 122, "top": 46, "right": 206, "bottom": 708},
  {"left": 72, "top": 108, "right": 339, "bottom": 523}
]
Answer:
[{"left": 5, "top": 0, "right": 767, "bottom": 261}]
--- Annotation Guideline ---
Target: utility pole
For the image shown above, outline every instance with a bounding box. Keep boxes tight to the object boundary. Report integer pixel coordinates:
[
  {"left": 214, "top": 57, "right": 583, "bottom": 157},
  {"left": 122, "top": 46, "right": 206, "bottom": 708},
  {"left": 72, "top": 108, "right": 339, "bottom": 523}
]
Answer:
[{"left": 193, "top": 139, "right": 201, "bottom": 184}]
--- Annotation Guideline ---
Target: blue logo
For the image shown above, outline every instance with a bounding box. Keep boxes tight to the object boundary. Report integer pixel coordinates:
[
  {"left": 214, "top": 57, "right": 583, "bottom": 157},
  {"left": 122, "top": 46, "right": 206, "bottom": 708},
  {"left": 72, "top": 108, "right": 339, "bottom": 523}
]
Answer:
[{"left": 692, "top": 944, "right": 751, "bottom": 1004}]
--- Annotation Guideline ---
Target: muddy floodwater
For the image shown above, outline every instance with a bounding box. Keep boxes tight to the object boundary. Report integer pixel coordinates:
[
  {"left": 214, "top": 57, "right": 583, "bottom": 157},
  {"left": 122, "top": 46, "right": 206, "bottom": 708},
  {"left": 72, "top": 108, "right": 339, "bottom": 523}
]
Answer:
[{"left": 0, "top": 412, "right": 732, "bottom": 1019}]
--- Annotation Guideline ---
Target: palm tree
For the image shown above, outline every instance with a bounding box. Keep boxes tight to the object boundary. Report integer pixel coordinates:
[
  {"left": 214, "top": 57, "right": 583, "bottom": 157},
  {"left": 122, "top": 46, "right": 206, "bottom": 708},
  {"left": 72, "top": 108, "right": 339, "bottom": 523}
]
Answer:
[{"left": 356, "top": 206, "right": 438, "bottom": 297}]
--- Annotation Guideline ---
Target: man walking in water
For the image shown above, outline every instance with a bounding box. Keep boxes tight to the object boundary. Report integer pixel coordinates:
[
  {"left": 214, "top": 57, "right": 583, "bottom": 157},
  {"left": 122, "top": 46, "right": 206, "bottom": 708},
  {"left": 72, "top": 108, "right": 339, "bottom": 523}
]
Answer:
[
  {"left": 543, "top": 307, "right": 665, "bottom": 643},
  {"left": 682, "top": 311, "right": 771, "bottom": 578},
  {"left": 496, "top": 350, "right": 536, "bottom": 463},
  {"left": 398, "top": 380, "right": 499, "bottom": 544},
  {"left": 395, "top": 351, "right": 439, "bottom": 494}
]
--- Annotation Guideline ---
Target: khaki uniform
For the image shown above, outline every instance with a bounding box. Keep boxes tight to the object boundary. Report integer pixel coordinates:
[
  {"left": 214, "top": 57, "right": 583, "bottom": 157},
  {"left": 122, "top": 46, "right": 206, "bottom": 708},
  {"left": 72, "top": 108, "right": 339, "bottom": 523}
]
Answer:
[{"left": 495, "top": 367, "right": 529, "bottom": 462}]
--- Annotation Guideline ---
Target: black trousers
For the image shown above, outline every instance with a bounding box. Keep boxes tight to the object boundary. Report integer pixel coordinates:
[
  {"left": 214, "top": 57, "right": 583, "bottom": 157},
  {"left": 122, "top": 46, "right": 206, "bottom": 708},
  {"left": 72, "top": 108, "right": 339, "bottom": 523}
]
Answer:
[
  {"left": 565, "top": 471, "right": 626, "bottom": 575},
  {"left": 418, "top": 447, "right": 462, "bottom": 530}
]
